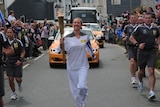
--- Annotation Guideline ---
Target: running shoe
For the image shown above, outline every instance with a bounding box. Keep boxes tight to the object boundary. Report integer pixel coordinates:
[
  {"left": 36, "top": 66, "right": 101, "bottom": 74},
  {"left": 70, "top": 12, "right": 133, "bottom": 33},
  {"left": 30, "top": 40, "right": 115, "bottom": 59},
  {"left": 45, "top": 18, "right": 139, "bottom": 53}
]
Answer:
[
  {"left": 148, "top": 90, "right": 156, "bottom": 100},
  {"left": 137, "top": 82, "right": 143, "bottom": 93},
  {"left": 131, "top": 77, "right": 136, "bottom": 85},
  {"left": 11, "top": 93, "right": 17, "bottom": 100}
]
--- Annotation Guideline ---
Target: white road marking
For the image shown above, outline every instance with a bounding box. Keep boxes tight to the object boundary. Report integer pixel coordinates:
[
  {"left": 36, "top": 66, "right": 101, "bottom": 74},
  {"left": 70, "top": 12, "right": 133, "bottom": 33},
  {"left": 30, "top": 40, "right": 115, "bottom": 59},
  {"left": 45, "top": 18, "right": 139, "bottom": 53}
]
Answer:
[
  {"left": 34, "top": 53, "right": 45, "bottom": 61},
  {"left": 22, "top": 53, "right": 45, "bottom": 69},
  {"left": 23, "top": 64, "right": 30, "bottom": 69},
  {"left": 155, "top": 69, "right": 160, "bottom": 75}
]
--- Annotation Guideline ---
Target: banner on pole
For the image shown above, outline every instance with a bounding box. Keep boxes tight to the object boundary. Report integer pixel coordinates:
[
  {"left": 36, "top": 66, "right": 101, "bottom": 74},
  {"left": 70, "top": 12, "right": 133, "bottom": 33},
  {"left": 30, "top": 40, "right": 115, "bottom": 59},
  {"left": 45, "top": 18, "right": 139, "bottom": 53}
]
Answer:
[
  {"left": 155, "top": 0, "right": 159, "bottom": 4},
  {"left": 0, "top": 10, "right": 5, "bottom": 25}
]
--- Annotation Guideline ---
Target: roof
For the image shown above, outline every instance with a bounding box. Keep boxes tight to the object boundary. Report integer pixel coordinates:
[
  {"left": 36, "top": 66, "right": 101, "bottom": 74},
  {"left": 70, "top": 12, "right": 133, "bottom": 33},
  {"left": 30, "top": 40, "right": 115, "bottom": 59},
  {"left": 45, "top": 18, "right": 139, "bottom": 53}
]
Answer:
[
  {"left": 64, "top": 26, "right": 92, "bottom": 31},
  {"left": 84, "top": 23, "right": 100, "bottom": 26},
  {"left": 71, "top": 7, "right": 97, "bottom": 10},
  {"left": 57, "top": 27, "right": 94, "bottom": 39}
]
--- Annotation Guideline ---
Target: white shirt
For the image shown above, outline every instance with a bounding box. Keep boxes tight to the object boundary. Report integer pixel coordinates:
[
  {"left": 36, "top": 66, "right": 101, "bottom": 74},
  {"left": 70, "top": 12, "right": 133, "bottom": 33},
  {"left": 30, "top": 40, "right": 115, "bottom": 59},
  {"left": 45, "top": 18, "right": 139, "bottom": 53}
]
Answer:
[
  {"left": 8, "top": 15, "right": 16, "bottom": 23},
  {"left": 64, "top": 33, "right": 94, "bottom": 70},
  {"left": 41, "top": 26, "right": 49, "bottom": 38}
]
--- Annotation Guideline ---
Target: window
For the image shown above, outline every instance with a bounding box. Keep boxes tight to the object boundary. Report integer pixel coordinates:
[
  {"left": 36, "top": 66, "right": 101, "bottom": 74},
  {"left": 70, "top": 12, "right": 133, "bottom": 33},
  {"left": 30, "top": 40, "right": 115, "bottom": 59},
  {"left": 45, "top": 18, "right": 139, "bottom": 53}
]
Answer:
[
  {"left": 111, "top": 0, "right": 121, "bottom": 5},
  {"left": 71, "top": 10, "right": 97, "bottom": 23},
  {"left": 82, "top": 0, "right": 93, "bottom": 3}
]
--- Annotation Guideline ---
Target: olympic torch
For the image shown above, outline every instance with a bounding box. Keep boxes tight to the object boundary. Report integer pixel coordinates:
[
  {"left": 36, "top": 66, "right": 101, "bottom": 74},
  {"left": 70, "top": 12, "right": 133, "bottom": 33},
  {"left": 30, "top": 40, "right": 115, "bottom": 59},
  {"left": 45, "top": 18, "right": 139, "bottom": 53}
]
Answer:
[{"left": 58, "top": 15, "right": 65, "bottom": 64}]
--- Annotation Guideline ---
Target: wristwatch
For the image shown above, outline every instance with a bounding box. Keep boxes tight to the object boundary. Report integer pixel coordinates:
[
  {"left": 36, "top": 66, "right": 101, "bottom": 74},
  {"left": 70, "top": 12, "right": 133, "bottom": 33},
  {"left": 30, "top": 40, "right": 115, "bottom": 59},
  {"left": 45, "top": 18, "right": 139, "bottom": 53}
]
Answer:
[{"left": 135, "top": 43, "right": 139, "bottom": 47}]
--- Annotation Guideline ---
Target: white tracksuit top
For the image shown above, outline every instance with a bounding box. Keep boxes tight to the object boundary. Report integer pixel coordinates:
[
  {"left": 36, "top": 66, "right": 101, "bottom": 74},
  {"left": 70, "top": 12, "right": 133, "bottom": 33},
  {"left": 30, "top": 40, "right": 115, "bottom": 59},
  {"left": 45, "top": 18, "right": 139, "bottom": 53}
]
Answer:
[{"left": 64, "top": 32, "right": 94, "bottom": 70}]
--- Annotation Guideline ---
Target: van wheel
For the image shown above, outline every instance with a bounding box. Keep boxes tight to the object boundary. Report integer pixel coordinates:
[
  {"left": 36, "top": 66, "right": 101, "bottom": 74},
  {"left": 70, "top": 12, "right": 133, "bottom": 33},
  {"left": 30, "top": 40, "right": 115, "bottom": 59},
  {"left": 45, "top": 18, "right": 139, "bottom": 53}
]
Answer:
[
  {"left": 100, "top": 44, "right": 104, "bottom": 48},
  {"left": 50, "top": 63, "right": 55, "bottom": 68},
  {"left": 94, "top": 62, "right": 99, "bottom": 67}
]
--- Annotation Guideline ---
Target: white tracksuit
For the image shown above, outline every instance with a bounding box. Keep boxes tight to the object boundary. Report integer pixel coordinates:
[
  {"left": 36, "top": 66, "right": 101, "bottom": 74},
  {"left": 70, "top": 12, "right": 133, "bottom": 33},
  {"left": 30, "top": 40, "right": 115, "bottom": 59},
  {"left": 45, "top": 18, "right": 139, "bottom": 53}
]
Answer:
[{"left": 64, "top": 32, "right": 94, "bottom": 107}]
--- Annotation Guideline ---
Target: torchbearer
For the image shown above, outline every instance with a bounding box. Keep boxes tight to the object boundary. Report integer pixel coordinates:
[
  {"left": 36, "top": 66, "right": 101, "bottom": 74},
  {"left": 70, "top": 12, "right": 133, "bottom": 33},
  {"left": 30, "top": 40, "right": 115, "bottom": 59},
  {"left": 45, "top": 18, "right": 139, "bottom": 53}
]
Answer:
[{"left": 60, "top": 17, "right": 95, "bottom": 107}]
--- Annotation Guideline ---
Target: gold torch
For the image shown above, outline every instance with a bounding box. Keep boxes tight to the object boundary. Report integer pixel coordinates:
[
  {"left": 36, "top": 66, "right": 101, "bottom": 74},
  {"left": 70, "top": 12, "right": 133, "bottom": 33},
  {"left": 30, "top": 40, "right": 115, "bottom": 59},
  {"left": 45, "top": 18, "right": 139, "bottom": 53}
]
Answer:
[{"left": 58, "top": 15, "right": 66, "bottom": 64}]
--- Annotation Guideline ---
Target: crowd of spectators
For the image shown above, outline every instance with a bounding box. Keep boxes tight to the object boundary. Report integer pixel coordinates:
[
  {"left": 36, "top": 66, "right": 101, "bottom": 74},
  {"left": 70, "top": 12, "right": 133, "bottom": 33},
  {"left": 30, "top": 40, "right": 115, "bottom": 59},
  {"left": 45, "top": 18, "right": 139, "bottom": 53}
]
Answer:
[
  {"left": 102, "top": 4, "right": 160, "bottom": 46},
  {"left": 0, "top": 10, "right": 58, "bottom": 60}
]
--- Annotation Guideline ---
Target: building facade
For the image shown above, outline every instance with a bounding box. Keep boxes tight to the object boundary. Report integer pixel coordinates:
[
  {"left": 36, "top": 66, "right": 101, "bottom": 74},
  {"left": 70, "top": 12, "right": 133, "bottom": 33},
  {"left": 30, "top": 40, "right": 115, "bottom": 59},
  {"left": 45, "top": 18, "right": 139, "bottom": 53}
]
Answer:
[
  {"left": 0, "top": 0, "right": 5, "bottom": 13},
  {"left": 107, "top": 0, "right": 141, "bottom": 16},
  {"left": 0, "top": 0, "right": 15, "bottom": 16},
  {"left": 107, "top": 0, "right": 160, "bottom": 17},
  {"left": 0, "top": 0, "right": 55, "bottom": 20},
  {"left": 0, "top": 0, "right": 160, "bottom": 20}
]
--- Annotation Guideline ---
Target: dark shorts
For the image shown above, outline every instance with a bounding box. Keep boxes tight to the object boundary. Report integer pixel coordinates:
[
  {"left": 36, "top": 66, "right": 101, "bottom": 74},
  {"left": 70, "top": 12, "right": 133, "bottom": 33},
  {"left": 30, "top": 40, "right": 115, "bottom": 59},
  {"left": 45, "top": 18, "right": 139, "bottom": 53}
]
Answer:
[
  {"left": 6, "top": 64, "right": 23, "bottom": 77},
  {"left": 0, "top": 67, "right": 5, "bottom": 97},
  {"left": 127, "top": 46, "right": 137, "bottom": 61},
  {"left": 137, "top": 49, "right": 156, "bottom": 69}
]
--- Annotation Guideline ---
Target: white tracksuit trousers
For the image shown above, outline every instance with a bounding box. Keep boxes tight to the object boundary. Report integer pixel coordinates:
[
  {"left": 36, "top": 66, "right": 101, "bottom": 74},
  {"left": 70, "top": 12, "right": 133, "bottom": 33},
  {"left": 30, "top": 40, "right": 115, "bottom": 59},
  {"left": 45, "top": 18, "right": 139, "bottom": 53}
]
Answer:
[{"left": 67, "top": 67, "right": 88, "bottom": 107}]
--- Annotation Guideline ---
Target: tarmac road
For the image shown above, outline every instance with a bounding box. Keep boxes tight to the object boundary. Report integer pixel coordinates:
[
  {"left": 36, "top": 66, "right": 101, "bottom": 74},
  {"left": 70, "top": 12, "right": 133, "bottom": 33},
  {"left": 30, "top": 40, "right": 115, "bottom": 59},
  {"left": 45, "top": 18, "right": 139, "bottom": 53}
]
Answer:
[{"left": 3, "top": 43, "right": 160, "bottom": 107}]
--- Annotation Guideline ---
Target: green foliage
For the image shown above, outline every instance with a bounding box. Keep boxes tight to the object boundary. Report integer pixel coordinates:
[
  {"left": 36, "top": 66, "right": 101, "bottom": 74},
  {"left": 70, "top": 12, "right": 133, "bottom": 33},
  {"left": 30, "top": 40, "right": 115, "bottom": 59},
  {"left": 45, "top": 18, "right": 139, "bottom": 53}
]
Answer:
[
  {"left": 156, "top": 59, "right": 160, "bottom": 69},
  {"left": 109, "top": 20, "right": 112, "bottom": 23},
  {"left": 118, "top": 40, "right": 125, "bottom": 46}
]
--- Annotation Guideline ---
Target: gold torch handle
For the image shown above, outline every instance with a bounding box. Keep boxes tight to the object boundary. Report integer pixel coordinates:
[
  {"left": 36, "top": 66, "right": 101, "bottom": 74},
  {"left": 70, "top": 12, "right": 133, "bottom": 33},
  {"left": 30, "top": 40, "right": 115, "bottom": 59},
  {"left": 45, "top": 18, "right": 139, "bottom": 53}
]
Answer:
[{"left": 58, "top": 15, "right": 65, "bottom": 64}]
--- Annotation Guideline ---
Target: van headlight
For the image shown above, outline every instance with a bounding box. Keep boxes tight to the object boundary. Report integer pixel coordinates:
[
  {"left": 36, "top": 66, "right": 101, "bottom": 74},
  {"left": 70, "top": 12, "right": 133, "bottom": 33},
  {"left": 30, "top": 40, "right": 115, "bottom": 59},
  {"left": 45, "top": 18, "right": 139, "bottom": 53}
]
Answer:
[
  {"left": 92, "top": 48, "right": 98, "bottom": 53},
  {"left": 50, "top": 48, "right": 61, "bottom": 54},
  {"left": 96, "top": 35, "right": 102, "bottom": 40}
]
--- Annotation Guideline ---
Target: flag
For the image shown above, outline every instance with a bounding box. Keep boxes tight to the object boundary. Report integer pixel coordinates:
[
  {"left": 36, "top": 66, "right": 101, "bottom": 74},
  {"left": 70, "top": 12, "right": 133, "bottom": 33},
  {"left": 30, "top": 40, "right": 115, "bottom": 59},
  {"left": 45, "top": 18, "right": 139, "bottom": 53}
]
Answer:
[
  {"left": 155, "top": 0, "right": 159, "bottom": 4},
  {"left": 0, "top": 10, "right": 5, "bottom": 25},
  {"left": 86, "top": 40, "right": 95, "bottom": 59}
]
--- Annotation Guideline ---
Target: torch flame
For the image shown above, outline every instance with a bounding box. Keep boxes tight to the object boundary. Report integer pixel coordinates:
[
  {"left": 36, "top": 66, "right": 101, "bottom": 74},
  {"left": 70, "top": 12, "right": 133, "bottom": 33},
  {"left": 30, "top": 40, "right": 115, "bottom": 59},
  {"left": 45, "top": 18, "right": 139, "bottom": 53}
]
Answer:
[{"left": 57, "top": 7, "right": 64, "bottom": 17}]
